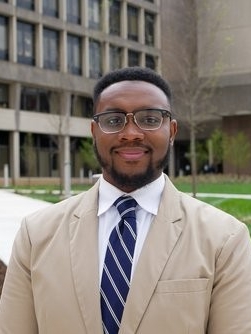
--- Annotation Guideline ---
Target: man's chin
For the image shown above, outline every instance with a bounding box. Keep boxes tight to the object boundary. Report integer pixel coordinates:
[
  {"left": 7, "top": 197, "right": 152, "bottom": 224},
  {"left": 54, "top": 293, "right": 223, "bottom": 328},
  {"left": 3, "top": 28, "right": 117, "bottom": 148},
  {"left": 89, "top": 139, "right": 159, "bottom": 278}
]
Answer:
[{"left": 109, "top": 168, "right": 155, "bottom": 191}]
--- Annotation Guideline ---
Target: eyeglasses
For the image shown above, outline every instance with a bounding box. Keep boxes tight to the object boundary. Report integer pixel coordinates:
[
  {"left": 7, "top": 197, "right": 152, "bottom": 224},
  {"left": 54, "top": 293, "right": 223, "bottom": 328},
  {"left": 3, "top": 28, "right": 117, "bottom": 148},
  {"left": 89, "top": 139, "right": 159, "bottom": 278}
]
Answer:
[{"left": 93, "top": 108, "right": 172, "bottom": 134}]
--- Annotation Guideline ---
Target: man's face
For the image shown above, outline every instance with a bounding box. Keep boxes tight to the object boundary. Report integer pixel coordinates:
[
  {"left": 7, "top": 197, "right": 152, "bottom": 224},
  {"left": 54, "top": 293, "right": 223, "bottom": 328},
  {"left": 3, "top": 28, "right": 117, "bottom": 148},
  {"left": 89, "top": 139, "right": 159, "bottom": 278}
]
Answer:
[{"left": 91, "top": 80, "right": 177, "bottom": 192}]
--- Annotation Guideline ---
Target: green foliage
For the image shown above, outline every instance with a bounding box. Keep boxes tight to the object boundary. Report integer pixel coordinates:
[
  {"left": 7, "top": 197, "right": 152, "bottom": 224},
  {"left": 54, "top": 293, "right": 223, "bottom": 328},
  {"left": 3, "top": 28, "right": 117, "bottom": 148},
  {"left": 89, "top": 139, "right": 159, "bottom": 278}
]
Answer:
[
  {"left": 21, "top": 133, "right": 36, "bottom": 177},
  {"left": 201, "top": 197, "right": 251, "bottom": 229},
  {"left": 80, "top": 138, "right": 100, "bottom": 172},
  {"left": 195, "top": 141, "right": 208, "bottom": 171},
  {"left": 185, "top": 140, "right": 209, "bottom": 172},
  {"left": 209, "top": 128, "right": 223, "bottom": 165},
  {"left": 223, "top": 132, "right": 251, "bottom": 177}
]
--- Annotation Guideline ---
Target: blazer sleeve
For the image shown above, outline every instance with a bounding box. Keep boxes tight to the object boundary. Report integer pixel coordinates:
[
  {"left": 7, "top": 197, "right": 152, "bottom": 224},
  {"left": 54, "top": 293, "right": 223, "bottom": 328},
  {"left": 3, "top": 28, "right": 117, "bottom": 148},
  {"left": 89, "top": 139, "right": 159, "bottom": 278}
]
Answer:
[
  {"left": 0, "top": 218, "right": 38, "bottom": 334},
  {"left": 207, "top": 223, "right": 251, "bottom": 334}
]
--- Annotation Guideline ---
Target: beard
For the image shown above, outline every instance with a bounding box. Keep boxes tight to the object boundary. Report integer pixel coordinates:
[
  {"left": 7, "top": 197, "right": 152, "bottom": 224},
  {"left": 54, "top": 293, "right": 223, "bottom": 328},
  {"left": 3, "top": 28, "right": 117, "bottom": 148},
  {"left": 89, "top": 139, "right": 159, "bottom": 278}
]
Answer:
[{"left": 94, "top": 142, "right": 170, "bottom": 190}]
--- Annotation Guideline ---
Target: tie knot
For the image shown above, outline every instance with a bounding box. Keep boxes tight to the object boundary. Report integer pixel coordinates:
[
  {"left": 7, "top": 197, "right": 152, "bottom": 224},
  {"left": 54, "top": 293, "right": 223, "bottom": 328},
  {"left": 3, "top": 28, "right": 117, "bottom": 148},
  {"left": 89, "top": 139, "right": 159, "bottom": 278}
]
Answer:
[{"left": 114, "top": 196, "right": 137, "bottom": 219}]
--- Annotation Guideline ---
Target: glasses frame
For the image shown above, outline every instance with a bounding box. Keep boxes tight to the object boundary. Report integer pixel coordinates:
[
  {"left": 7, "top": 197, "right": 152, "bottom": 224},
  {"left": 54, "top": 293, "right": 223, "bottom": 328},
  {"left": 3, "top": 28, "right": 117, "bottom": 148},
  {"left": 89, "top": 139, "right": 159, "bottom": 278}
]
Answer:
[{"left": 93, "top": 108, "right": 172, "bottom": 134}]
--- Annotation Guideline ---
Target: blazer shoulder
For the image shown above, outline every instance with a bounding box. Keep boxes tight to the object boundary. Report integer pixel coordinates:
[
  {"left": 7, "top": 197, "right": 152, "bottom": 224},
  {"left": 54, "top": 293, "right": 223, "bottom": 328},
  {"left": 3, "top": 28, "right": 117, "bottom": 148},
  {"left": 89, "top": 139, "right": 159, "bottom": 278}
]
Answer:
[
  {"left": 21, "top": 183, "right": 99, "bottom": 239},
  {"left": 179, "top": 191, "right": 246, "bottom": 237}
]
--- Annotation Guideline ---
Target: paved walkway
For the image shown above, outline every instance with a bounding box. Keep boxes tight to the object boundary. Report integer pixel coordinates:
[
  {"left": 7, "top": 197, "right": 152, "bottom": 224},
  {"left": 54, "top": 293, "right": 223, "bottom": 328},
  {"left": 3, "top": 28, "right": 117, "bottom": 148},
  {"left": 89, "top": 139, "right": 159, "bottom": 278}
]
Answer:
[
  {"left": 0, "top": 190, "right": 52, "bottom": 265},
  {"left": 0, "top": 189, "right": 250, "bottom": 265}
]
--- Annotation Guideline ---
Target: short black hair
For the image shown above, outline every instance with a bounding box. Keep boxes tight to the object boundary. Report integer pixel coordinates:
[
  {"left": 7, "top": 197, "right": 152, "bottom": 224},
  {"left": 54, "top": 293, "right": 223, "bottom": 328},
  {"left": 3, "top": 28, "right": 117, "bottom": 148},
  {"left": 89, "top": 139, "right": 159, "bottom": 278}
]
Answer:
[{"left": 93, "top": 66, "right": 172, "bottom": 112}]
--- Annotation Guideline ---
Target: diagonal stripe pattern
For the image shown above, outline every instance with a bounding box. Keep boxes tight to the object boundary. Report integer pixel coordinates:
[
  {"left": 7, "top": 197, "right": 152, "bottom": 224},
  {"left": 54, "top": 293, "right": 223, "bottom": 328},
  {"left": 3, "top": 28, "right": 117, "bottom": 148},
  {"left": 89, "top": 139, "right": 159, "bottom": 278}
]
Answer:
[{"left": 100, "top": 195, "right": 138, "bottom": 334}]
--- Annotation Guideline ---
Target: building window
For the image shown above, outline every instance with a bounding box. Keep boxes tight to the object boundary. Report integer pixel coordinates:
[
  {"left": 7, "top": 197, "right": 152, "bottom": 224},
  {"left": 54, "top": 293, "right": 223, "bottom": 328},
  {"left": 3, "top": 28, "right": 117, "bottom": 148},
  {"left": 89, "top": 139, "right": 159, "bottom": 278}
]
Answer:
[
  {"left": 145, "top": 12, "right": 155, "bottom": 46},
  {"left": 145, "top": 54, "right": 156, "bottom": 70},
  {"left": 21, "top": 87, "right": 49, "bottom": 112},
  {"left": 43, "top": 28, "right": 59, "bottom": 70},
  {"left": 0, "top": 16, "right": 8, "bottom": 60},
  {"left": 71, "top": 95, "right": 93, "bottom": 118},
  {"left": 0, "top": 83, "right": 8, "bottom": 108},
  {"left": 89, "top": 39, "right": 102, "bottom": 78},
  {"left": 88, "top": 0, "right": 101, "bottom": 30},
  {"left": 127, "top": 5, "right": 139, "bottom": 41},
  {"left": 67, "top": 34, "right": 82, "bottom": 75},
  {"left": 128, "top": 50, "right": 140, "bottom": 67},
  {"left": 20, "top": 86, "right": 59, "bottom": 114},
  {"left": 17, "top": 21, "right": 35, "bottom": 66},
  {"left": 43, "top": 0, "right": 59, "bottom": 18},
  {"left": 109, "top": 45, "right": 122, "bottom": 71},
  {"left": 16, "top": 0, "right": 34, "bottom": 10},
  {"left": 109, "top": 0, "right": 121, "bottom": 36},
  {"left": 66, "top": 0, "right": 81, "bottom": 24}
]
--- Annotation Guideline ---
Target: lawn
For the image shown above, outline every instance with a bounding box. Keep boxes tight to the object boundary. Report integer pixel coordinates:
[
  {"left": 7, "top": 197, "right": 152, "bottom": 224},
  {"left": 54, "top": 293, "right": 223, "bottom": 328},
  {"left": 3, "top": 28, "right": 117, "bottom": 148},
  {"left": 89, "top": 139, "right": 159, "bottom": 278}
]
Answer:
[
  {"left": 173, "top": 175, "right": 251, "bottom": 194},
  {"left": 199, "top": 197, "right": 251, "bottom": 234},
  {"left": 173, "top": 175, "right": 251, "bottom": 234}
]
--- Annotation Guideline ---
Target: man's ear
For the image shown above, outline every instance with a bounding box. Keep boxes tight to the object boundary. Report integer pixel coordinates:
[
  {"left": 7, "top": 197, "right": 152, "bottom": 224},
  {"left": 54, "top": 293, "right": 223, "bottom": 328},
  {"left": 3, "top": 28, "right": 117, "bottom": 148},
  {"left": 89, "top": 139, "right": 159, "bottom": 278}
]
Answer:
[
  {"left": 91, "top": 120, "right": 95, "bottom": 136},
  {"left": 170, "top": 119, "right": 178, "bottom": 145}
]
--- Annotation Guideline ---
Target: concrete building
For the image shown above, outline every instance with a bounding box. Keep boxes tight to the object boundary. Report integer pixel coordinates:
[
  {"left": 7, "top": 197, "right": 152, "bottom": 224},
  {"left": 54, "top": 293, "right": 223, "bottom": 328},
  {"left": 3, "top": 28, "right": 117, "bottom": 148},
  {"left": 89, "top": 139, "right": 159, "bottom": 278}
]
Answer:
[
  {"left": 0, "top": 0, "right": 250, "bottom": 186},
  {"left": 0, "top": 0, "right": 161, "bottom": 186},
  {"left": 161, "top": 0, "right": 251, "bottom": 175}
]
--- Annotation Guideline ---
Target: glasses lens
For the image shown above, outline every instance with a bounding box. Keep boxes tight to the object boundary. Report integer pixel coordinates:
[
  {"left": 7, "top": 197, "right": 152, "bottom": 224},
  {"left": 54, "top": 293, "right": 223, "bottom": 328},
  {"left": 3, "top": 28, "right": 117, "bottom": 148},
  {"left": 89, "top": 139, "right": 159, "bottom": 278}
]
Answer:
[
  {"left": 98, "top": 112, "right": 125, "bottom": 133},
  {"left": 135, "top": 109, "right": 163, "bottom": 130}
]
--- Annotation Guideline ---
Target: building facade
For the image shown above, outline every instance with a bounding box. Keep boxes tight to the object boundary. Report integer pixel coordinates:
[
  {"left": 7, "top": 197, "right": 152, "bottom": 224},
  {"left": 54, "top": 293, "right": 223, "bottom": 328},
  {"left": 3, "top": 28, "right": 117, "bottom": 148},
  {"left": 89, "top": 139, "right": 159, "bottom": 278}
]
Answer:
[
  {"left": 0, "top": 0, "right": 250, "bottom": 187},
  {"left": 161, "top": 0, "right": 251, "bottom": 175},
  {"left": 0, "top": 0, "right": 161, "bottom": 186}
]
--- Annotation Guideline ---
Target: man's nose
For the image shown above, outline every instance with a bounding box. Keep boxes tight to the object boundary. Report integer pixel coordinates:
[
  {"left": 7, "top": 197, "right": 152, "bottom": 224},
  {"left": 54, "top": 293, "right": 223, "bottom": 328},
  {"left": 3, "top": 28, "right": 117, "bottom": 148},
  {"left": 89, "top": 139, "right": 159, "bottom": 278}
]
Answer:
[{"left": 118, "top": 115, "right": 144, "bottom": 140}]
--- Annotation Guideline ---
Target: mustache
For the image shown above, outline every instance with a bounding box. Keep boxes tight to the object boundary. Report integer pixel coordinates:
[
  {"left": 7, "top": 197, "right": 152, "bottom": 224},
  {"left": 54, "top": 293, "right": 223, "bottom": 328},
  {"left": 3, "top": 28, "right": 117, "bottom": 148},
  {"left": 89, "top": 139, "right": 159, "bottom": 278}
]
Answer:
[{"left": 110, "top": 143, "right": 152, "bottom": 153}]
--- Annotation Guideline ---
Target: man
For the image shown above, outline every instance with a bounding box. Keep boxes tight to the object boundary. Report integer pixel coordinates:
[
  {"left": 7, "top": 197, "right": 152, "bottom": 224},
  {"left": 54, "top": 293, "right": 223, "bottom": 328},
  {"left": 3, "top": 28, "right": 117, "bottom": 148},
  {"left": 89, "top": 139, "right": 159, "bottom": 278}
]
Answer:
[{"left": 1, "top": 67, "right": 251, "bottom": 333}]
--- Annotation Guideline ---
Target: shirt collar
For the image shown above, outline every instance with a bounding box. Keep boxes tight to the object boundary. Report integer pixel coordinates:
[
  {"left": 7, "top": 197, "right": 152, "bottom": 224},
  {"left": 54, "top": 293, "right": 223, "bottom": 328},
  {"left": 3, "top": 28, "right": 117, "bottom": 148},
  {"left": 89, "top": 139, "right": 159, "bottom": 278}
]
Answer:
[{"left": 98, "top": 173, "right": 165, "bottom": 216}]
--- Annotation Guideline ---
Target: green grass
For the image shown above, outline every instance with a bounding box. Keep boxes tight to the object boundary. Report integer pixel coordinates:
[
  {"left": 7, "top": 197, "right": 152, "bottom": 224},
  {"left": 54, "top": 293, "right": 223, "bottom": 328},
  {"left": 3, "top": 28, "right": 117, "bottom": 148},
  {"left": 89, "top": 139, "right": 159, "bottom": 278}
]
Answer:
[
  {"left": 173, "top": 176, "right": 251, "bottom": 233},
  {"left": 200, "top": 197, "right": 251, "bottom": 233},
  {"left": 173, "top": 180, "right": 251, "bottom": 194}
]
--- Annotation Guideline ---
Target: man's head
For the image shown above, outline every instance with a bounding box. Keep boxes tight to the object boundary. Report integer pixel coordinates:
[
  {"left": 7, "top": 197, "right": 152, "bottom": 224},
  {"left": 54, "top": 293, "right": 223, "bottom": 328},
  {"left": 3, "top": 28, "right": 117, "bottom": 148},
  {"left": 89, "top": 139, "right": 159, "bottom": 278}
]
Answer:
[
  {"left": 91, "top": 67, "right": 177, "bottom": 192},
  {"left": 93, "top": 66, "right": 172, "bottom": 112}
]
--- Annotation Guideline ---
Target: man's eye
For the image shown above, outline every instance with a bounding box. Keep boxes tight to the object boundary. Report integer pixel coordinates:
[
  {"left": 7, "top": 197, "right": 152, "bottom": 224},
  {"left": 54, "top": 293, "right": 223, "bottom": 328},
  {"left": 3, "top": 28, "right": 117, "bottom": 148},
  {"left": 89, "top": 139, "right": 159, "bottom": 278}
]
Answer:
[
  {"left": 105, "top": 116, "right": 123, "bottom": 126},
  {"left": 141, "top": 116, "right": 160, "bottom": 125}
]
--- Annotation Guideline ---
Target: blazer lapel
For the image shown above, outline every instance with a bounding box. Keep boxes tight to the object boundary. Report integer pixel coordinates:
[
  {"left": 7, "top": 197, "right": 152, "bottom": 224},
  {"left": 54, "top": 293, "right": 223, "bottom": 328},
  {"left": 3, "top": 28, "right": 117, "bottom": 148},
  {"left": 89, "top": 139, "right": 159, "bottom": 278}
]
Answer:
[
  {"left": 119, "top": 176, "right": 184, "bottom": 333},
  {"left": 69, "top": 182, "right": 103, "bottom": 334}
]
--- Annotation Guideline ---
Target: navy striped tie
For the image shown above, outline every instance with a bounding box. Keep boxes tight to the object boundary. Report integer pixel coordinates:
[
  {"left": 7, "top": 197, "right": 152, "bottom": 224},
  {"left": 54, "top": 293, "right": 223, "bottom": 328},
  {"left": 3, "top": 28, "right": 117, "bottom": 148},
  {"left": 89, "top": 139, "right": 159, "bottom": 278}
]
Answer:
[{"left": 100, "top": 195, "right": 138, "bottom": 334}]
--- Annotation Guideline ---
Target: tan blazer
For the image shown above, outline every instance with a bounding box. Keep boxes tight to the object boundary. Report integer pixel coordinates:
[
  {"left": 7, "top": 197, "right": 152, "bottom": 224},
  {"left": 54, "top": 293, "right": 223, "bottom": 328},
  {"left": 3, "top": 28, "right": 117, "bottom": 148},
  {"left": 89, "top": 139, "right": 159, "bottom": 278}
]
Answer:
[{"left": 1, "top": 175, "right": 251, "bottom": 334}]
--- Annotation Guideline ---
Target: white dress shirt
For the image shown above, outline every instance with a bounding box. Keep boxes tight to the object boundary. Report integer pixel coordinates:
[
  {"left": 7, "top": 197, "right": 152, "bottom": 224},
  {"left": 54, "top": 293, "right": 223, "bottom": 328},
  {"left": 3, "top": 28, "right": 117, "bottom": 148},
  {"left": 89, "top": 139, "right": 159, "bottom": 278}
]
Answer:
[{"left": 98, "top": 173, "right": 165, "bottom": 283}]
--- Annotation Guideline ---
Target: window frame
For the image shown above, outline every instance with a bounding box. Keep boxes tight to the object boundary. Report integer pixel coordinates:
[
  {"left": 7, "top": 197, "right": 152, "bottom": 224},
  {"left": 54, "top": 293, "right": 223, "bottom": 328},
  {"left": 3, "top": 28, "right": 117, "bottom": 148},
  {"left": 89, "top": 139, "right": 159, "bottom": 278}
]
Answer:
[
  {"left": 16, "top": 0, "right": 35, "bottom": 10},
  {"left": 0, "top": 16, "right": 8, "bottom": 60},
  {"left": 43, "top": 28, "right": 59, "bottom": 71},
  {"left": 127, "top": 5, "right": 139, "bottom": 42},
  {"left": 128, "top": 49, "right": 140, "bottom": 67},
  {"left": 67, "top": 34, "right": 82, "bottom": 75},
  {"left": 43, "top": 0, "right": 59, "bottom": 18},
  {"left": 109, "top": 0, "right": 121, "bottom": 36},
  {"left": 17, "top": 20, "right": 35, "bottom": 66},
  {"left": 89, "top": 39, "right": 102, "bottom": 78},
  {"left": 88, "top": 0, "right": 102, "bottom": 30}
]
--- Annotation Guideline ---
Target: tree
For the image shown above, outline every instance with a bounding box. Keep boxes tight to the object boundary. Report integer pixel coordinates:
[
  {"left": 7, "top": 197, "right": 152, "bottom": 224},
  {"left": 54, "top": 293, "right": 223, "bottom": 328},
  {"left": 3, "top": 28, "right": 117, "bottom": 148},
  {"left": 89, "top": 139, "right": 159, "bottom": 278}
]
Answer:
[
  {"left": 209, "top": 128, "right": 224, "bottom": 172},
  {"left": 161, "top": 0, "right": 228, "bottom": 196},
  {"left": 80, "top": 138, "right": 100, "bottom": 175},
  {"left": 223, "top": 132, "right": 251, "bottom": 178},
  {"left": 21, "top": 133, "right": 36, "bottom": 187}
]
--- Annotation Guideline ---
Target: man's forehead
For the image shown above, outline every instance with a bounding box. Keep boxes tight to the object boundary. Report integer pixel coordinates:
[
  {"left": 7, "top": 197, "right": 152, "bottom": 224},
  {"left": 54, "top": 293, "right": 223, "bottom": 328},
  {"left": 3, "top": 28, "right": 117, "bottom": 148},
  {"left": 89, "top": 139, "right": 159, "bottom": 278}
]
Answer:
[{"left": 100, "top": 80, "right": 167, "bottom": 97}]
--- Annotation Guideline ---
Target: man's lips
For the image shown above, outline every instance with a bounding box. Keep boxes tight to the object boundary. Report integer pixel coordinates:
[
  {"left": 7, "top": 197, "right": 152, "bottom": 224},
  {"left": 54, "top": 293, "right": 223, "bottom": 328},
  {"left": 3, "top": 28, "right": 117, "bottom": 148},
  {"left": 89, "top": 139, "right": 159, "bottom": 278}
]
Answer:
[{"left": 113, "top": 147, "right": 149, "bottom": 160}]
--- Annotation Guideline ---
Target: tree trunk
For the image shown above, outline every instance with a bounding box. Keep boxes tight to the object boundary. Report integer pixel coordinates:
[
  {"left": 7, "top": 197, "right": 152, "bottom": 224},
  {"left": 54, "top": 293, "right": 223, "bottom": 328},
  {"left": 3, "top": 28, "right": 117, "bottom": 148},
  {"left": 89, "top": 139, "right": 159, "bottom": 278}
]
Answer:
[{"left": 190, "top": 124, "right": 197, "bottom": 197}]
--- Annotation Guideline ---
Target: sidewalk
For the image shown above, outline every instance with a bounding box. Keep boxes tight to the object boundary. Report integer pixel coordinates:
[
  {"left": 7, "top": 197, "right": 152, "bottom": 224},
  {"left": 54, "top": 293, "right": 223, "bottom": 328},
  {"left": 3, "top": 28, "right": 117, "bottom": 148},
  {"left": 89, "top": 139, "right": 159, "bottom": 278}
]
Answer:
[{"left": 0, "top": 190, "right": 52, "bottom": 265}]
